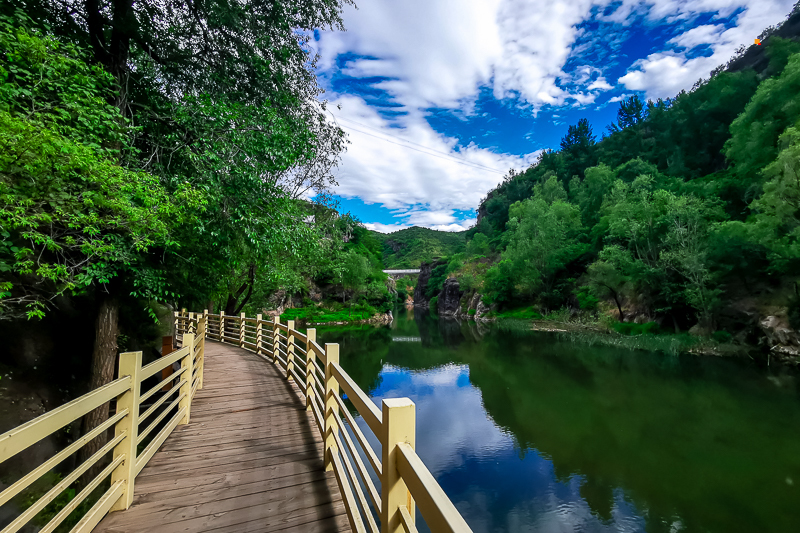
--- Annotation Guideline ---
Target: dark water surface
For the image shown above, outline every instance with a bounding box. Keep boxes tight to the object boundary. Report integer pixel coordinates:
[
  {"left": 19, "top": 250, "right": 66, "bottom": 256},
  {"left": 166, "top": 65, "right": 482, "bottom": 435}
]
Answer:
[{"left": 317, "top": 308, "right": 800, "bottom": 533}]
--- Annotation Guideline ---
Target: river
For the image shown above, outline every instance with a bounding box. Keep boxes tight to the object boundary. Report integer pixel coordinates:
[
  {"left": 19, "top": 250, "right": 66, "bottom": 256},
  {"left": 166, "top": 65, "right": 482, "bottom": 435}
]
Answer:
[{"left": 316, "top": 307, "right": 800, "bottom": 533}]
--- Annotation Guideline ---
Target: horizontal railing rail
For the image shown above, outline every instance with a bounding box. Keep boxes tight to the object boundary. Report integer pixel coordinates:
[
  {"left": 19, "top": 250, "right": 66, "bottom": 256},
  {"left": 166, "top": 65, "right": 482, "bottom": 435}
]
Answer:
[
  {"left": 0, "top": 313, "right": 206, "bottom": 533},
  {"left": 178, "top": 309, "right": 472, "bottom": 533}
]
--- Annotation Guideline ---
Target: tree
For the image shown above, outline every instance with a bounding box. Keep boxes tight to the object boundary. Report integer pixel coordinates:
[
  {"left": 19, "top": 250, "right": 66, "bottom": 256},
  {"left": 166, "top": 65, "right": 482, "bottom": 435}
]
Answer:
[
  {"left": 502, "top": 197, "right": 585, "bottom": 300},
  {"left": 607, "top": 95, "right": 646, "bottom": 134},
  {"left": 0, "top": 22, "right": 201, "bottom": 478},
  {"left": 587, "top": 246, "right": 634, "bottom": 320},
  {"left": 341, "top": 251, "right": 370, "bottom": 312},
  {"left": 725, "top": 53, "right": 800, "bottom": 186},
  {"left": 748, "top": 124, "right": 800, "bottom": 266},
  {"left": 569, "top": 164, "right": 615, "bottom": 227},
  {"left": 560, "top": 118, "right": 597, "bottom": 180},
  {"left": 467, "top": 233, "right": 491, "bottom": 257}
]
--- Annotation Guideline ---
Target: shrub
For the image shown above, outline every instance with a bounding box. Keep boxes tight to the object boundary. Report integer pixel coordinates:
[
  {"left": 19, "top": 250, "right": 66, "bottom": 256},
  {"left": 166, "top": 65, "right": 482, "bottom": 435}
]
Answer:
[
  {"left": 468, "top": 308, "right": 477, "bottom": 316},
  {"left": 712, "top": 330, "right": 733, "bottom": 343},
  {"left": 492, "top": 306, "right": 542, "bottom": 319},
  {"left": 611, "top": 321, "right": 662, "bottom": 336},
  {"left": 429, "top": 296, "right": 438, "bottom": 313},
  {"left": 575, "top": 286, "right": 599, "bottom": 311}
]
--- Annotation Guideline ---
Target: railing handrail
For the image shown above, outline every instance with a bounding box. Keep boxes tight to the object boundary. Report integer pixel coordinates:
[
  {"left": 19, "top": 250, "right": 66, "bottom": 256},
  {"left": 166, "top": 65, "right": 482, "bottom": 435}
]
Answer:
[
  {"left": 0, "top": 312, "right": 206, "bottom": 533},
  {"left": 194, "top": 309, "right": 473, "bottom": 533},
  {"left": 0, "top": 307, "right": 471, "bottom": 533}
]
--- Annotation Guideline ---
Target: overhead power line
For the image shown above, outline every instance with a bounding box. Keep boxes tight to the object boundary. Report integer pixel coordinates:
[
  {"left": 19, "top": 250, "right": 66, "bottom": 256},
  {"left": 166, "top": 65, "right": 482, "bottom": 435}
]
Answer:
[{"left": 328, "top": 114, "right": 508, "bottom": 176}]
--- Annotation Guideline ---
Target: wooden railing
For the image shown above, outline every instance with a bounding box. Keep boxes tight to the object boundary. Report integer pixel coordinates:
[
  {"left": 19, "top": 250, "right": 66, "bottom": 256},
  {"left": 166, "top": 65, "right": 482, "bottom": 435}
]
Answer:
[
  {"left": 187, "top": 309, "right": 473, "bottom": 533},
  {"left": 0, "top": 315, "right": 206, "bottom": 533}
]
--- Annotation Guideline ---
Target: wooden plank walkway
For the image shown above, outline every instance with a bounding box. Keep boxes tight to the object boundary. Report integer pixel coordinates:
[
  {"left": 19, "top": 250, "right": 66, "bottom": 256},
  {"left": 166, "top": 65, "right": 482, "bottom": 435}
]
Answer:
[{"left": 95, "top": 341, "right": 350, "bottom": 533}]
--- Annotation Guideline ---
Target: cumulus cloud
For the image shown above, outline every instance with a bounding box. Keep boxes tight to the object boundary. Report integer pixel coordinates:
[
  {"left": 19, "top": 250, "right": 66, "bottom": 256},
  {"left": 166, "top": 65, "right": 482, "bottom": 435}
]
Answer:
[
  {"left": 618, "top": 0, "right": 796, "bottom": 98},
  {"left": 329, "top": 95, "right": 539, "bottom": 231},
  {"left": 312, "top": 0, "right": 796, "bottom": 230},
  {"left": 317, "top": 0, "right": 629, "bottom": 111}
]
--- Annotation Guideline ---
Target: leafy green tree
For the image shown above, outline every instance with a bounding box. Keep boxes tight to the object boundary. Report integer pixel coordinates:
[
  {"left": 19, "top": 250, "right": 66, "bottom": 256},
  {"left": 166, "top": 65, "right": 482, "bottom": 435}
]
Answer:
[
  {"left": 502, "top": 197, "right": 585, "bottom": 300},
  {"left": 569, "top": 164, "right": 615, "bottom": 227},
  {"left": 341, "top": 251, "right": 370, "bottom": 311},
  {"left": 587, "top": 245, "right": 634, "bottom": 320},
  {"left": 560, "top": 118, "right": 597, "bottom": 180},
  {"left": 725, "top": 53, "right": 800, "bottom": 186},
  {"left": 607, "top": 95, "right": 646, "bottom": 134},
  {"left": 0, "top": 22, "right": 202, "bottom": 475},
  {"left": 748, "top": 124, "right": 800, "bottom": 266},
  {"left": 466, "top": 233, "right": 491, "bottom": 257}
]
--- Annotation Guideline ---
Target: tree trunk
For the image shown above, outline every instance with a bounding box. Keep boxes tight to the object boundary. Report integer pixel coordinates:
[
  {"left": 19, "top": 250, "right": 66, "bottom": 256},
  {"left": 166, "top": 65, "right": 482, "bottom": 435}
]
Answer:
[
  {"left": 79, "top": 297, "right": 120, "bottom": 487},
  {"left": 611, "top": 291, "right": 624, "bottom": 321},
  {"left": 224, "top": 265, "right": 255, "bottom": 316}
]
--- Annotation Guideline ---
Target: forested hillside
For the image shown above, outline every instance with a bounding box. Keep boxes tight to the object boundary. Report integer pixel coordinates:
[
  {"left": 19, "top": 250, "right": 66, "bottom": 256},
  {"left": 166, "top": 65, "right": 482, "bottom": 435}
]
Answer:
[
  {"left": 372, "top": 226, "right": 466, "bottom": 269},
  {"left": 427, "top": 5, "right": 800, "bottom": 347}
]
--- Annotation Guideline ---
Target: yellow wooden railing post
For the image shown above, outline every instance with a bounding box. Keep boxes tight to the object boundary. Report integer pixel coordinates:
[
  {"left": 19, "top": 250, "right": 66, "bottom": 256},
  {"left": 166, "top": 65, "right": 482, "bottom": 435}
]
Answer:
[
  {"left": 239, "top": 312, "right": 246, "bottom": 348},
  {"left": 109, "top": 351, "right": 142, "bottom": 512},
  {"left": 188, "top": 311, "right": 194, "bottom": 335},
  {"left": 178, "top": 333, "right": 195, "bottom": 425},
  {"left": 256, "top": 314, "right": 263, "bottom": 356},
  {"left": 272, "top": 316, "right": 280, "bottom": 364},
  {"left": 219, "top": 311, "right": 225, "bottom": 342},
  {"left": 324, "top": 343, "right": 340, "bottom": 472},
  {"left": 306, "top": 329, "right": 316, "bottom": 412},
  {"left": 173, "top": 310, "right": 179, "bottom": 340},
  {"left": 381, "top": 398, "right": 416, "bottom": 533},
  {"left": 199, "top": 310, "right": 208, "bottom": 389},
  {"left": 286, "top": 320, "right": 295, "bottom": 380}
]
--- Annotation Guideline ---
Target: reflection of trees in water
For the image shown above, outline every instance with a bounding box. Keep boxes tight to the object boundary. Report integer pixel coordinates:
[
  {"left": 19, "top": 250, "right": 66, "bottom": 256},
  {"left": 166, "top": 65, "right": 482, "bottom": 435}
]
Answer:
[
  {"left": 321, "top": 309, "right": 800, "bottom": 533},
  {"left": 318, "top": 325, "right": 391, "bottom": 395},
  {"left": 465, "top": 336, "right": 800, "bottom": 533}
]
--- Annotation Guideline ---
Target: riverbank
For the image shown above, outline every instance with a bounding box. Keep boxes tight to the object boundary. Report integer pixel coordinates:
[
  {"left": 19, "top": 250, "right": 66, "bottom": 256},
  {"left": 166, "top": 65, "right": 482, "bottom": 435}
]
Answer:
[{"left": 482, "top": 316, "right": 779, "bottom": 361}]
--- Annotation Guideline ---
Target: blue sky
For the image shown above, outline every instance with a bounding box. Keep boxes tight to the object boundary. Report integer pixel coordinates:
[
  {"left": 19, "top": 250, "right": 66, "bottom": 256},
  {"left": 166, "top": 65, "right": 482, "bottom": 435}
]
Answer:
[{"left": 311, "top": 0, "right": 796, "bottom": 233}]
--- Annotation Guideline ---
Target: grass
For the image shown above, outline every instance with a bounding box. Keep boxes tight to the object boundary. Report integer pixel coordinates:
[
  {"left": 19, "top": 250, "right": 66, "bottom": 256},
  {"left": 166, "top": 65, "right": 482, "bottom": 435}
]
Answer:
[
  {"left": 490, "top": 306, "right": 543, "bottom": 320},
  {"left": 281, "top": 305, "right": 378, "bottom": 324},
  {"left": 611, "top": 321, "right": 662, "bottom": 336}
]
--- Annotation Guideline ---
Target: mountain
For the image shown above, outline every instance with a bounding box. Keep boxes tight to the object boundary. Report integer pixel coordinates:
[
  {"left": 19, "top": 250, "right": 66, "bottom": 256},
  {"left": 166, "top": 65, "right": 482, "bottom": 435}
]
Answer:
[{"left": 370, "top": 226, "right": 467, "bottom": 269}]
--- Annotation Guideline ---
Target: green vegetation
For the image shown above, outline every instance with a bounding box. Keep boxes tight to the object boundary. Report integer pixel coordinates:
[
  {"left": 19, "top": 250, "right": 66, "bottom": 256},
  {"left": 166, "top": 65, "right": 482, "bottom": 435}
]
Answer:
[
  {"left": 490, "top": 306, "right": 543, "bottom": 320},
  {"left": 0, "top": 0, "right": 356, "bottom": 506},
  {"left": 372, "top": 226, "right": 466, "bottom": 268},
  {"left": 281, "top": 302, "right": 379, "bottom": 324}
]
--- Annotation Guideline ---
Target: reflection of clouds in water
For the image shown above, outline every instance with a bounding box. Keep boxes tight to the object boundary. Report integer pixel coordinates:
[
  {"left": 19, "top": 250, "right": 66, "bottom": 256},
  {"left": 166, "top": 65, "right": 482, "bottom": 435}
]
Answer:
[
  {"left": 363, "top": 363, "right": 647, "bottom": 533},
  {"left": 375, "top": 364, "right": 513, "bottom": 476}
]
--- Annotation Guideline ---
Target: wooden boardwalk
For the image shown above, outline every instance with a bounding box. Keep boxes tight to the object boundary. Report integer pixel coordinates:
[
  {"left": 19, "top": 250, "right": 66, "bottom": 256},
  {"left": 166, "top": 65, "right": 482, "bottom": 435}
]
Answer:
[{"left": 95, "top": 341, "right": 350, "bottom": 533}]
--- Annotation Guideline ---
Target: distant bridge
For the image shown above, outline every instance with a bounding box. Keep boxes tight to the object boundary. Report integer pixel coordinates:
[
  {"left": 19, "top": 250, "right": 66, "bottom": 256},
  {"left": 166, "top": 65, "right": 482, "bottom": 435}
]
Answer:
[{"left": 383, "top": 269, "right": 420, "bottom": 280}]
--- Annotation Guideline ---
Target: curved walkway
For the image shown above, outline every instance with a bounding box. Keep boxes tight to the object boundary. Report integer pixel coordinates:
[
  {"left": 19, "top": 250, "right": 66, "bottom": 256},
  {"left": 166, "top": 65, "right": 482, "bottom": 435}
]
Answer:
[{"left": 95, "top": 341, "right": 349, "bottom": 533}]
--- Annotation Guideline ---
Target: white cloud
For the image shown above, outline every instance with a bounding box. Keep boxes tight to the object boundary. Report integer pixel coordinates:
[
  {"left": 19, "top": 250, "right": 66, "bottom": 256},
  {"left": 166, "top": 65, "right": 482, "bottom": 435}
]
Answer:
[
  {"left": 329, "top": 95, "right": 539, "bottom": 231},
  {"left": 316, "top": 0, "right": 629, "bottom": 112},
  {"left": 607, "top": 93, "right": 634, "bottom": 103},
  {"left": 313, "top": 0, "right": 796, "bottom": 229},
  {"left": 618, "top": 0, "right": 796, "bottom": 98},
  {"left": 587, "top": 77, "right": 614, "bottom": 91}
]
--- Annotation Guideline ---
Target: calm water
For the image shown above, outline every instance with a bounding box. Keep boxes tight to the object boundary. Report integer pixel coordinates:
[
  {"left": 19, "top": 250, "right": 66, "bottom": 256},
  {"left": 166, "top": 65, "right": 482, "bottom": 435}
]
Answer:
[{"left": 317, "top": 307, "right": 800, "bottom": 533}]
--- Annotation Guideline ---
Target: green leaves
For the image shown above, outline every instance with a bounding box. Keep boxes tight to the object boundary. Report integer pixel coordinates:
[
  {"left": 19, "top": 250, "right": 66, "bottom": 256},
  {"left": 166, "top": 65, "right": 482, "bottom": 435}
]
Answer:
[{"left": 0, "top": 109, "right": 199, "bottom": 318}]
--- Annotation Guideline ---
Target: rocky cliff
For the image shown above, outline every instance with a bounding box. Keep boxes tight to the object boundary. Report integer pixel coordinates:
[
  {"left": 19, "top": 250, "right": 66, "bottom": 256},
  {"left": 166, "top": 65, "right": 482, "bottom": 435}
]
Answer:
[
  {"left": 413, "top": 260, "right": 445, "bottom": 308},
  {"left": 438, "top": 278, "right": 463, "bottom": 316}
]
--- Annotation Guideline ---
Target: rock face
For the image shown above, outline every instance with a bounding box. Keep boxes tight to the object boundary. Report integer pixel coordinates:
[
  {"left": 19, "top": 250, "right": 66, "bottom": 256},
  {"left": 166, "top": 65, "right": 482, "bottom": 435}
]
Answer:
[
  {"left": 385, "top": 277, "right": 397, "bottom": 296},
  {"left": 413, "top": 260, "right": 444, "bottom": 308},
  {"left": 759, "top": 315, "right": 800, "bottom": 356},
  {"left": 308, "top": 281, "right": 323, "bottom": 303},
  {"left": 438, "top": 278, "right": 463, "bottom": 316}
]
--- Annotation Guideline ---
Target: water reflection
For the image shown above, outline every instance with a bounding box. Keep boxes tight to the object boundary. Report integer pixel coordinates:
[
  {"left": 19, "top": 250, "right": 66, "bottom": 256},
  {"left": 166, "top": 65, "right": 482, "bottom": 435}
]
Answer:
[{"left": 318, "top": 310, "right": 800, "bottom": 533}]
